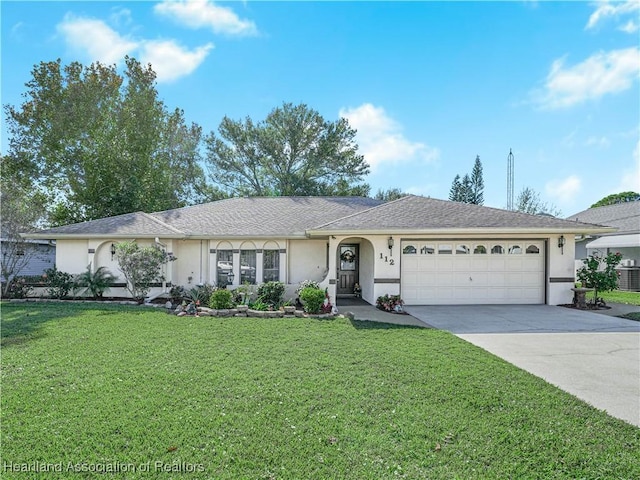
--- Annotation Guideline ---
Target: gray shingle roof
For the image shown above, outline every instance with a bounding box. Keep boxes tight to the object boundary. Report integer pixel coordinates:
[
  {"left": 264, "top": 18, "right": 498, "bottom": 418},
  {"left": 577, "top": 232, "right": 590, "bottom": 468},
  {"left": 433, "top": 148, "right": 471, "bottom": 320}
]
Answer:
[
  {"left": 310, "top": 195, "right": 608, "bottom": 232},
  {"left": 27, "top": 195, "right": 611, "bottom": 239},
  {"left": 32, "top": 197, "right": 383, "bottom": 238},
  {"left": 151, "top": 196, "right": 383, "bottom": 236},
  {"left": 33, "top": 212, "right": 182, "bottom": 237},
  {"left": 567, "top": 202, "right": 640, "bottom": 234}
]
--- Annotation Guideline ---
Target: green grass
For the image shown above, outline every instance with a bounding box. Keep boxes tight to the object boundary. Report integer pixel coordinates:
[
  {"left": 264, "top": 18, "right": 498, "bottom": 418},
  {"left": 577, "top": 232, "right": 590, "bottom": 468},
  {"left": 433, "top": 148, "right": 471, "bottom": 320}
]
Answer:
[
  {"left": 586, "top": 289, "right": 640, "bottom": 305},
  {"left": 2, "top": 302, "right": 639, "bottom": 479}
]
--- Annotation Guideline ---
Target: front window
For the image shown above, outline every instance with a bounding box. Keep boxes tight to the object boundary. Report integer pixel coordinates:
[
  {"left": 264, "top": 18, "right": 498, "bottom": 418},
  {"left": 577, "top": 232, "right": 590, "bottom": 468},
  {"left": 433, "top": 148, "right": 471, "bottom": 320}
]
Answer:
[
  {"left": 217, "top": 250, "right": 233, "bottom": 286},
  {"left": 263, "top": 250, "right": 280, "bottom": 282},
  {"left": 240, "top": 250, "right": 257, "bottom": 284}
]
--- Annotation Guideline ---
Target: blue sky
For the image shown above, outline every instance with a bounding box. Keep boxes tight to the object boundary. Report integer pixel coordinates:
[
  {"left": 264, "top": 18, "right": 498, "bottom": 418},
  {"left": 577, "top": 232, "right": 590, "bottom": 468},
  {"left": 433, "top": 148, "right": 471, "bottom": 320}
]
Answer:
[{"left": 2, "top": 1, "right": 639, "bottom": 215}]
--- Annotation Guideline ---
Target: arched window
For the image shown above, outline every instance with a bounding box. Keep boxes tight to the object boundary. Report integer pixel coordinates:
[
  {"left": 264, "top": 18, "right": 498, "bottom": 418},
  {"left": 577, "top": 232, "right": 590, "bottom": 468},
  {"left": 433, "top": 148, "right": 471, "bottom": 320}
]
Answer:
[
  {"left": 456, "top": 244, "right": 470, "bottom": 254},
  {"left": 526, "top": 244, "right": 540, "bottom": 254},
  {"left": 491, "top": 244, "right": 504, "bottom": 254},
  {"left": 403, "top": 245, "right": 417, "bottom": 255},
  {"left": 473, "top": 245, "right": 487, "bottom": 254},
  {"left": 508, "top": 245, "right": 522, "bottom": 254}
]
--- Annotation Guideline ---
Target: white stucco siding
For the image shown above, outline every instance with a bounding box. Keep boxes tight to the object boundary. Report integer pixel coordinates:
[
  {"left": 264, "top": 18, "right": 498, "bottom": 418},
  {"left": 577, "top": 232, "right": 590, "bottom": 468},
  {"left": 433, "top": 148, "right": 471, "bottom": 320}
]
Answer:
[
  {"left": 288, "top": 239, "right": 327, "bottom": 285},
  {"left": 56, "top": 240, "right": 90, "bottom": 274},
  {"left": 174, "top": 240, "right": 208, "bottom": 287},
  {"left": 547, "top": 235, "right": 575, "bottom": 305}
]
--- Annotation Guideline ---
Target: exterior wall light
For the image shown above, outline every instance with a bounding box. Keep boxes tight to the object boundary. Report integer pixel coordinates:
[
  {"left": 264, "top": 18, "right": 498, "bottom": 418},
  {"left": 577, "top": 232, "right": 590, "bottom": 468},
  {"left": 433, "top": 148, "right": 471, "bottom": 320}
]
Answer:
[
  {"left": 558, "top": 235, "right": 565, "bottom": 254},
  {"left": 388, "top": 236, "right": 394, "bottom": 256},
  {"left": 110, "top": 243, "right": 116, "bottom": 260}
]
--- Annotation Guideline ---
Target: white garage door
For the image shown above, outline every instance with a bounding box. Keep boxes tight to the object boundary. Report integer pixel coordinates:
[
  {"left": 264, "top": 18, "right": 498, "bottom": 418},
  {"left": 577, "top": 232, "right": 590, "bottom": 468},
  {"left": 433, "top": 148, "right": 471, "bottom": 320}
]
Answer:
[{"left": 401, "top": 241, "right": 545, "bottom": 305}]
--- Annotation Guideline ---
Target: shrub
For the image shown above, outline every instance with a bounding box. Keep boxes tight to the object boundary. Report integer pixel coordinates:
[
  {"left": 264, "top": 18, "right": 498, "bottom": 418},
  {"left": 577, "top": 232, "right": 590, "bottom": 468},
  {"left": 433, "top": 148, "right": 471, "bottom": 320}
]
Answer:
[
  {"left": 44, "top": 266, "right": 74, "bottom": 299},
  {"left": 114, "top": 242, "right": 172, "bottom": 302},
  {"left": 209, "top": 289, "right": 235, "bottom": 309},
  {"left": 376, "top": 294, "right": 404, "bottom": 312},
  {"left": 258, "top": 281, "right": 285, "bottom": 308},
  {"left": 186, "top": 283, "right": 216, "bottom": 307},
  {"left": 74, "top": 264, "right": 116, "bottom": 299},
  {"left": 299, "top": 286, "right": 326, "bottom": 314},
  {"left": 295, "top": 280, "right": 320, "bottom": 295},
  {"left": 249, "top": 300, "right": 270, "bottom": 311},
  {"left": 233, "top": 283, "right": 257, "bottom": 305},
  {"left": 170, "top": 285, "right": 187, "bottom": 304},
  {"left": 1, "top": 277, "right": 33, "bottom": 299},
  {"left": 577, "top": 252, "right": 623, "bottom": 305}
]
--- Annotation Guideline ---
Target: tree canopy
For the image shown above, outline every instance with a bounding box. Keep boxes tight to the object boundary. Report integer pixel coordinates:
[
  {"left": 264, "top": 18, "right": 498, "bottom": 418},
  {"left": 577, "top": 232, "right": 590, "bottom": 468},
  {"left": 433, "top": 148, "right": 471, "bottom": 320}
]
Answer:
[
  {"left": 3, "top": 57, "right": 211, "bottom": 226},
  {"left": 515, "top": 187, "right": 562, "bottom": 217},
  {"left": 204, "top": 102, "right": 370, "bottom": 196},
  {"left": 449, "top": 155, "right": 484, "bottom": 205},
  {"left": 590, "top": 191, "right": 640, "bottom": 208}
]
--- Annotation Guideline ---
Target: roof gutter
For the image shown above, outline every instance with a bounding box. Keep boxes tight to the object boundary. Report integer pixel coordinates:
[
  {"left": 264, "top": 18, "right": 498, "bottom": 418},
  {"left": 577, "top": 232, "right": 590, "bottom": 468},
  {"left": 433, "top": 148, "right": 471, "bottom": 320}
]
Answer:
[{"left": 305, "top": 226, "right": 617, "bottom": 238}]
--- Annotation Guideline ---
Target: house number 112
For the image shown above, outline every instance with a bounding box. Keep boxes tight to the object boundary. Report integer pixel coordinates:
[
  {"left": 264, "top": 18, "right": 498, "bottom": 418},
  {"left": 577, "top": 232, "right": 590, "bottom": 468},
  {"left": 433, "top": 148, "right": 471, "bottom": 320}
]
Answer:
[{"left": 380, "top": 253, "right": 395, "bottom": 265}]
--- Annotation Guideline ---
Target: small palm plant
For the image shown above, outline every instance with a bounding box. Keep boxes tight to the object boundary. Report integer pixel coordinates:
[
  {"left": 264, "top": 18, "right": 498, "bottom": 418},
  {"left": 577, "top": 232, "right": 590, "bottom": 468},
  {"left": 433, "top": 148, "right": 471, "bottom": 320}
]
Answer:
[{"left": 75, "top": 264, "right": 116, "bottom": 299}]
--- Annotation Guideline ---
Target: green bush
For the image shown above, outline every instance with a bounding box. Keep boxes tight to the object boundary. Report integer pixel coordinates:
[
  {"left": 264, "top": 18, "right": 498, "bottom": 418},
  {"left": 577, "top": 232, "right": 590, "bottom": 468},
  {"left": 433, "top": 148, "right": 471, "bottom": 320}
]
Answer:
[
  {"left": 209, "top": 289, "right": 235, "bottom": 309},
  {"left": 187, "top": 283, "right": 216, "bottom": 307},
  {"left": 74, "top": 264, "right": 116, "bottom": 299},
  {"left": 44, "top": 266, "right": 74, "bottom": 299},
  {"left": 249, "top": 300, "right": 270, "bottom": 311},
  {"left": 299, "top": 286, "right": 326, "bottom": 314},
  {"left": 1, "top": 277, "right": 33, "bottom": 299},
  {"left": 257, "top": 281, "right": 285, "bottom": 308}
]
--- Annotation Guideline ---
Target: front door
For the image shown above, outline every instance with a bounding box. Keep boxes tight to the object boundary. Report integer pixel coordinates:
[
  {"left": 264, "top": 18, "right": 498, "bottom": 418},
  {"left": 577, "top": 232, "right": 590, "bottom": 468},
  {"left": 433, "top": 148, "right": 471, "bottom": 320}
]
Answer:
[{"left": 337, "top": 245, "right": 359, "bottom": 295}]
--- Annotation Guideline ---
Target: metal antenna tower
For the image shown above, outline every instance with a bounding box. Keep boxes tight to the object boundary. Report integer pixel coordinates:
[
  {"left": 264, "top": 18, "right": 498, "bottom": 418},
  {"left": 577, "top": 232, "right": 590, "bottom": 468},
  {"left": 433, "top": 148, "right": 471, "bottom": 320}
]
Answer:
[{"left": 507, "top": 148, "right": 514, "bottom": 210}]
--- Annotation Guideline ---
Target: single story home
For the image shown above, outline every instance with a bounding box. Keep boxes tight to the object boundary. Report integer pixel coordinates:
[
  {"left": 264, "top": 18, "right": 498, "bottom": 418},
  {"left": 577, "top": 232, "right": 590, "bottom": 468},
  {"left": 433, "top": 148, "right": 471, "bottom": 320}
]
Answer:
[
  {"left": 23, "top": 195, "right": 612, "bottom": 306},
  {"left": 567, "top": 201, "right": 640, "bottom": 266}
]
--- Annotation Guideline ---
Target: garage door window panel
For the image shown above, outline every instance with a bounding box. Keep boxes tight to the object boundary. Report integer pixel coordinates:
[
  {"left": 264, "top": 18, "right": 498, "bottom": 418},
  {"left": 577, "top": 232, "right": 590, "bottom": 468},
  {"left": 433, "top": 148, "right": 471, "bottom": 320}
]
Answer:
[
  {"left": 474, "top": 244, "right": 487, "bottom": 254},
  {"left": 491, "top": 245, "right": 505, "bottom": 254},
  {"left": 526, "top": 244, "right": 540, "bottom": 254},
  {"left": 438, "top": 244, "right": 452, "bottom": 255}
]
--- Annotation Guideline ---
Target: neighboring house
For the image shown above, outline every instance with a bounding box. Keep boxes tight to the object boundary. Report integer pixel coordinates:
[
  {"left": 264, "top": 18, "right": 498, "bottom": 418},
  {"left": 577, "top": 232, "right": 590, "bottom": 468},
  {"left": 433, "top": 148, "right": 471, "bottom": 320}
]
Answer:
[
  {"left": 23, "top": 195, "right": 611, "bottom": 306},
  {"left": 0, "top": 238, "right": 55, "bottom": 280},
  {"left": 567, "top": 202, "right": 640, "bottom": 265}
]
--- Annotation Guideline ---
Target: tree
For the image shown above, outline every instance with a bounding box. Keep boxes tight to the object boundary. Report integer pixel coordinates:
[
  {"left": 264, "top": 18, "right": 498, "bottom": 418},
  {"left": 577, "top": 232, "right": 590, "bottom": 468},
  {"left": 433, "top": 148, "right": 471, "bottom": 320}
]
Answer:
[
  {"left": 448, "top": 156, "right": 484, "bottom": 204},
  {"left": 114, "top": 242, "right": 171, "bottom": 302},
  {"left": 590, "top": 191, "right": 640, "bottom": 208},
  {"left": 0, "top": 156, "right": 48, "bottom": 296},
  {"left": 4, "top": 57, "right": 210, "bottom": 226},
  {"left": 204, "top": 102, "right": 370, "bottom": 196},
  {"left": 469, "top": 155, "right": 484, "bottom": 205},
  {"left": 577, "top": 252, "right": 622, "bottom": 306},
  {"left": 374, "top": 188, "right": 406, "bottom": 202},
  {"left": 449, "top": 174, "right": 462, "bottom": 201},
  {"left": 515, "top": 187, "right": 562, "bottom": 217}
]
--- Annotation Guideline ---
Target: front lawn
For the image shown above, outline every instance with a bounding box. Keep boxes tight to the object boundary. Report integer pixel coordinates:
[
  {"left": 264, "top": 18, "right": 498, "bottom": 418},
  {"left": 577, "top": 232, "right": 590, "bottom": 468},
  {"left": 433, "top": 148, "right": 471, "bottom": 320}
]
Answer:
[
  {"left": 2, "top": 302, "right": 639, "bottom": 479},
  {"left": 586, "top": 289, "right": 640, "bottom": 306}
]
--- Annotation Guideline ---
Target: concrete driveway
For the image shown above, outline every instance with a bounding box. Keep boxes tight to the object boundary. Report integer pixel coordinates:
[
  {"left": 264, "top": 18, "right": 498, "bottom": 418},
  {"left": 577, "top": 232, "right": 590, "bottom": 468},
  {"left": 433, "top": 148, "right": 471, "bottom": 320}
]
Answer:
[{"left": 405, "top": 305, "right": 640, "bottom": 427}]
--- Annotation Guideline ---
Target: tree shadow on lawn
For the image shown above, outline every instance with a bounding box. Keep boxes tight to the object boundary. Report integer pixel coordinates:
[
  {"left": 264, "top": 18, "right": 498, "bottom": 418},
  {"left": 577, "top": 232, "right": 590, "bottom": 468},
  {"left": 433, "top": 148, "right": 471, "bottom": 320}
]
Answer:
[
  {"left": 347, "top": 318, "right": 427, "bottom": 330},
  {"left": 0, "top": 301, "right": 123, "bottom": 347}
]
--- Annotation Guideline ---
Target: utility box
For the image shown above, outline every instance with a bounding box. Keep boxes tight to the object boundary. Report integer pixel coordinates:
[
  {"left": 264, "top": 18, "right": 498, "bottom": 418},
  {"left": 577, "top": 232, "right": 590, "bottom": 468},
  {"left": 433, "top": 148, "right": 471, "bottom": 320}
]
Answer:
[{"left": 617, "top": 267, "right": 640, "bottom": 291}]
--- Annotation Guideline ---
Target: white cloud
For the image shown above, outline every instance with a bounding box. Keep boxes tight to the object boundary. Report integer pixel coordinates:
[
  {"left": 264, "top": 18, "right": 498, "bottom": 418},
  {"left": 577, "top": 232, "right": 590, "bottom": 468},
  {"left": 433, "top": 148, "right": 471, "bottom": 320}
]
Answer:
[
  {"left": 619, "top": 19, "right": 640, "bottom": 33},
  {"left": 532, "top": 47, "right": 640, "bottom": 109},
  {"left": 140, "top": 40, "right": 213, "bottom": 83},
  {"left": 338, "top": 103, "right": 439, "bottom": 171},
  {"left": 545, "top": 175, "right": 582, "bottom": 203},
  {"left": 586, "top": 0, "right": 640, "bottom": 31},
  {"left": 56, "top": 13, "right": 213, "bottom": 83},
  {"left": 57, "top": 14, "right": 138, "bottom": 65},
  {"left": 154, "top": 0, "right": 258, "bottom": 36}
]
